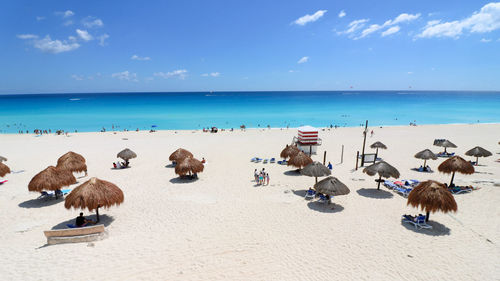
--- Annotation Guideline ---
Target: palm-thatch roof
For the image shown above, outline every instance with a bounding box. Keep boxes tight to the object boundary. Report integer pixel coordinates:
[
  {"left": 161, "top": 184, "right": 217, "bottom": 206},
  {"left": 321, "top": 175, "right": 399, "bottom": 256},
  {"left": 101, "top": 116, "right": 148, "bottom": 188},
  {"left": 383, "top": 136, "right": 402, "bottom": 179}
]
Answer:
[
  {"left": 363, "top": 161, "right": 400, "bottom": 189},
  {"left": 434, "top": 139, "right": 457, "bottom": 148},
  {"left": 438, "top": 156, "right": 474, "bottom": 175},
  {"left": 169, "top": 148, "right": 193, "bottom": 162},
  {"left": 280, "top": 144, "right": 300, "bottom": 159},
  {"left": 407, "top": 180, "right": 457, "bottom": 221},
  {"left": 370, "top": 141, "right": 387, "bottom": 149},
  {"left": 64, "top": 177, "right": 124, "bottom": 222},
  {"left": 57, "top": 151, "right": 86, "bottom": 165},
  {"left": 0, "top": 162, "right": 10, "bottom": 177},
  {"left": 414, "top": 149, "right": 437, "bottom": 160},
  {"left": 56, "top": 158, "right": 88, "bottom": 173},
  {"left": 117, "top": 148, "right": 137, "bottom": 160},
  {"left": 0, "top": 156, "right": 7, "bottom": 162},
  {"left": 175, "top": 157, "right": 204, "bottom": 176},
  {"left": 314, "top": 176, "right": 350, "bottom": 196},
  {"left": 300, "top": 161, "right": 331, "bottom": 177},
  {"left": 28, "top": 166, "right": 76, "bottom": 192},
  {"left": 287, "top": 151, "right": 313, "bottom": 169},
  {"left": 465, "top": 146, "right": 492, "bottom": 158}
]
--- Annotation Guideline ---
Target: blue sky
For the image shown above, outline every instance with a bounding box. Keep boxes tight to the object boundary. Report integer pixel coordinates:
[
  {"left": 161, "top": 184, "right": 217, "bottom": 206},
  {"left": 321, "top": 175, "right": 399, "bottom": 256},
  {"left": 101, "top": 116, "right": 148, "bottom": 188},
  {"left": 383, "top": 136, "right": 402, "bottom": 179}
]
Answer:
[{"left": 1, "top": 0, "right": 500, "bottom": 93}]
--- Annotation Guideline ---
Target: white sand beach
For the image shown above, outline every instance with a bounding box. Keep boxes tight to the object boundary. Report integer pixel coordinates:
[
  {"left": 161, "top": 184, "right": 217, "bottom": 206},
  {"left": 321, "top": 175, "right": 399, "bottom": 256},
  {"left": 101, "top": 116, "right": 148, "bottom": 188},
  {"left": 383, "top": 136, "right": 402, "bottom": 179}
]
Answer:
[{"left": 0, "top": 123, "right": 499, "bottom": 280}]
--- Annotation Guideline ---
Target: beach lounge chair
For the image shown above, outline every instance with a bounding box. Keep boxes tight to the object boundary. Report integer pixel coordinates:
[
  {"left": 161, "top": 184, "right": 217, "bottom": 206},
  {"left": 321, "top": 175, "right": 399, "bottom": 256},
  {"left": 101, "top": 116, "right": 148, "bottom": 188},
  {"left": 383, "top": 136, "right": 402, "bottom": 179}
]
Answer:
[
  {"left": 0, "top": 180, "right": 7, "bottom": 185},
  {"left": 384, "top": 180, "right": 398, "bottom": 189},
  {"left": 263, "top": 159, "right": 268, "bottom": 164},
  {"left": 277, "top": 160, "right": 287, "bottom": 165},
  {"left": 449, "top": 186, "right": 472, "bottom": 194},
  {"left": 270, "top": 158, "right": 276, "bottom": 163},
  {"left": 318, "top": 194, "right": 329, "bottom": 203},
  {"left": 304, "top": 189, "right": 316, "bottom": 199},
  {"left": 394, "top": 187, "right": 412, "bottom": 197},
  {"left": 402, "top": 215, "right": 432, "bottom": 230}
]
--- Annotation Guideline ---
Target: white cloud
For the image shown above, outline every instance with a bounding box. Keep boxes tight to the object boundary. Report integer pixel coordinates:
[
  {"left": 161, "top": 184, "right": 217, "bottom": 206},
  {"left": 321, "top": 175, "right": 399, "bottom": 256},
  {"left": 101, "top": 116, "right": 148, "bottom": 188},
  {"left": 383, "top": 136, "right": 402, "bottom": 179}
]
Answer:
[
  {"left": 112, "top": 71, "right": 138, "bottom": 82},
  {"left": 31, "top": 36, "right": 80, "bottom": 53},
  {"left": 381, "top": 26, "right": 401, "bottom": 37},
  {"left": 417, "top": 2, "right": 500, "bottom": 39},
  {"left": 98, "top": 34, "right": 109, "bottom": 46},
  {"left": 357, "top": 13, "right": 420, "bottom": 38},
  {"left": 71, "top": 74, "right": 84, "bottom": 80},
  {"left": 480, "top": 38, "right": 492, "bottom": 42},
  {"left": 82, "top": 17, "right": 104, "bottom": 28},
  {"left": 294, "top": 10, "right": 327, "bottom": 26},
  {"left": 201, "top": 72, "right": 220, "bottom": 77},
  {"left": 76, "top": 29, "right": 93, "bottom": 41},
  {"left": 131, "top": 54, "right": 151, "bottom": 61},
  {"left": 338, "top": 19, "right": 369, "bottom": 35},
  {"left": 17, "top": 34, "right": 38, "bottom": 39},
  {"left": 36, "top": 16, "right": 45, "bottom": 21},
  {"left": 297, "top": 56, "right": 309, "bottom": 64},
  {"left": 64, "top": 10, "right": 74, "bottom": 18},
  {"left": 338, "top": 10, "right": 346, "bottom": 18},
  {"left": 154, "top": 69, "right": 188, "bottom": 79}
]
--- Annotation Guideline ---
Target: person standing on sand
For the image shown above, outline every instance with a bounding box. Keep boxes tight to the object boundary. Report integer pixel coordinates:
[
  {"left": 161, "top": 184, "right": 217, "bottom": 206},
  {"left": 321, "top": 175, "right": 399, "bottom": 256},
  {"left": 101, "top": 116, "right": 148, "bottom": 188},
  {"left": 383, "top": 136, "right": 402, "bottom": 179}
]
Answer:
[
  {"left": 254, "top": 169, "right": 258, "bottom": 182},
  {"left": 371, "top": 130, "right": 374, "bottom": 137},
  {"left": 259, "top": 172, "right": 264, "bottom": 185},
  {"left": 266, "top": 173, "right": 270, "bottom": 185}
]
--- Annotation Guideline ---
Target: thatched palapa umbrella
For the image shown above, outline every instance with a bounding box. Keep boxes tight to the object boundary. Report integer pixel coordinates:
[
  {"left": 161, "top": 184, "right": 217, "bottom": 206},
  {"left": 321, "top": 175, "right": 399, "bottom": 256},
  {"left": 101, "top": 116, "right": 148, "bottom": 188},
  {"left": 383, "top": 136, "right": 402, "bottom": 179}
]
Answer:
[
  {"left": 0, "top": 162, "right": 10, "bottom": 177},
  {"left": 300, "top": 161, "right": 331, "bottom": 184},
  {"left": 28, "top": 166, "right": 76, "bottom": 198},
  {"left": 280, "top": 144, "right": 299, "bottom": 160},
  {"left": 0, "top": 156, "right": 7, "bottom": 162},
  {"left": 57, "top": 151, "right": 87, "bottom": 175},
  {"left": 414, "top": 149, "right": 437, "bottom": 167},
  {"left": 65, "top": 177, "right": 124, "bottom": 222},
  {"left": 370, "top": 141, "right": 387, "bottom": 155},
  {"left": 434, "top": 139, "right": 457, "bottom": 153},
  {"left": 287, "top": 151, "right": 313, "bottom": 169},
  {"left": 438, "top": 156, "right": 474, "bottom": 187},
  {"left": 169, "top": 148, "right": 193, "bottom": 163},
  {"left": 363, "top": 161, "right": 400, "bottom": 189},
  {"left": 175, "top": 157, "right": 204, "bottom": 177},
  {"left": 314, "top": 177, "right": 350, "bottom": 203},
  {"left": 465, "top": 146, "right": 492, "bottom": 165},
  {"left": 117, "top": 148, "right": 137, "bottom": 167},
  {"left": 407, "top": 180, "right": 457, "bottom": 222}
]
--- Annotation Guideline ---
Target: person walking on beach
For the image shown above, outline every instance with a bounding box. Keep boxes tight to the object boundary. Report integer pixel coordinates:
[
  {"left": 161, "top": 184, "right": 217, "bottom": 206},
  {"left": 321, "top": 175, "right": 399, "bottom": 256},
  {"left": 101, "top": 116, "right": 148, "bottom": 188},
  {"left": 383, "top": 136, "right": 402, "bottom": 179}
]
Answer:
[
  {"left": 266, "top": 173, "right": 270, "bottom": 185},
  {"left": 259, "top": 172, "right": 264, "bottom": 185},
  {"left": 254, "top": 169, "right": 258, "bottom": 182}
]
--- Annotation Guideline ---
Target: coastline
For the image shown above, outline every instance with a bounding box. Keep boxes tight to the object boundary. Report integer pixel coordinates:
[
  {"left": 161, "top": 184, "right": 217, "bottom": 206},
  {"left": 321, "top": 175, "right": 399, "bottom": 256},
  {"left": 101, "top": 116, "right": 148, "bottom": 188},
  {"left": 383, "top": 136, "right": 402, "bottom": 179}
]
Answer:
[{"left": 1, "top": 123, "right": 499, "bottom": 280}]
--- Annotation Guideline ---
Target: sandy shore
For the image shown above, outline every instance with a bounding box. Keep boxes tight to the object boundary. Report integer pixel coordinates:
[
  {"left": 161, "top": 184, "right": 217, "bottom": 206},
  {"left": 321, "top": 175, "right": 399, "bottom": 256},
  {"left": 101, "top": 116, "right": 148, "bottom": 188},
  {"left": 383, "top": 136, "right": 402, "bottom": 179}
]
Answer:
[{"left": 0, "top": 123, "right": 499, "bottom": 280}]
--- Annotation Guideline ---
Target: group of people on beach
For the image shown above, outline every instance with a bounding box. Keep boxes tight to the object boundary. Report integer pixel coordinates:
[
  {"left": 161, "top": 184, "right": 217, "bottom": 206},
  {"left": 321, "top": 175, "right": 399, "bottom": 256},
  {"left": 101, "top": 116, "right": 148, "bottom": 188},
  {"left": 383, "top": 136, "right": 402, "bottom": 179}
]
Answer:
[{"left": 254, "top": 168, "right": 270, "bottom": 185}]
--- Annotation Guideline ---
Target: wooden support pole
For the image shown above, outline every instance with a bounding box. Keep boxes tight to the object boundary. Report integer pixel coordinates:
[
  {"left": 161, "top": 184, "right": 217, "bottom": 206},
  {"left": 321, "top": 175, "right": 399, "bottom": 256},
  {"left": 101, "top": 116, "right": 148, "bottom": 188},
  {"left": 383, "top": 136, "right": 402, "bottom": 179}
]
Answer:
[
  {"left": 323, "top": 151, "right": 327, "bottom": 165},
  {"left": 341, "top": 145, "right": 344, "bottom": 164},
  {"left": 356, "top": 151, "right": 359, "bottom": 170},
  {"left": 361, "top": 120, "right": 368, "bottom": 167}
]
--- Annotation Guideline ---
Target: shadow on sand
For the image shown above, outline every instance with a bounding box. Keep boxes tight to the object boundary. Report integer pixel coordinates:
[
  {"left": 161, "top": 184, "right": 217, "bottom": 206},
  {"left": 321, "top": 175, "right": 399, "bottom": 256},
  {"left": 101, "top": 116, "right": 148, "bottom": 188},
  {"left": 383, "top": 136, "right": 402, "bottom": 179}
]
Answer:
[
  {"left": 400, "top": 219, "right": 450, "bottom": 236},
  {"left": 51, "top": 214, "right": 115, "bottom": 230},
  {"left": 356, "top": 188, "right": 394, "bottom": 199},
  {"left": 165, "top": 164, "right": 176, "bottom": 168},
  {"left": 18, "top": 197, "right": 64, "bottom": 208},
  {"left": 169, "top": 177, "right": 199, "bottom": 184},
  {"left": 411, "top": 168, "right": 434, "bottom": 173},
  {"left": 110, "top": 167, "right": 131, "bottom": 170},
  {"left": 283, "top": 169, "right": 301, "bottom": 176},
  {"left": 307, "top": 201, "right": 344, "bottom": 213}
]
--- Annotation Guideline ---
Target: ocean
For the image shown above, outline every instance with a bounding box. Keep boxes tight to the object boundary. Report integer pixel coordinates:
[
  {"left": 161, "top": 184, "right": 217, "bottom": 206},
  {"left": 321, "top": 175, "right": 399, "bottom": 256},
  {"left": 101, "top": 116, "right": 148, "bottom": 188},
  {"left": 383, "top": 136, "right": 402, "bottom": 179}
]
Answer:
[{"left": 1, "top": 91, "right": 499, "bottom": 133}]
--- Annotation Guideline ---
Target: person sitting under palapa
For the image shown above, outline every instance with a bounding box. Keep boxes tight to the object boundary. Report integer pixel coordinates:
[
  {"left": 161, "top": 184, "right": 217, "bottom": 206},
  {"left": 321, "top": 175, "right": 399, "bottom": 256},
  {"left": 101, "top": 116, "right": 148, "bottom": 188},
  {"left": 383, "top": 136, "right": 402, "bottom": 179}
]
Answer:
[{"left": 75, "top": 212, "right": 95, "bottom": 227}]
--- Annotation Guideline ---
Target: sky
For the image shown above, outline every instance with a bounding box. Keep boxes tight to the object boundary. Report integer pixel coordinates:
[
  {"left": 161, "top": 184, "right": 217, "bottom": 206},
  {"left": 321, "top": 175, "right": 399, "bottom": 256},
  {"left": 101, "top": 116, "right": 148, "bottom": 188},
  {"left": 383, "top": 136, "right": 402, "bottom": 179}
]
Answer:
[{"left": 1, "top": 0, "right": 500, "bottom": 94}]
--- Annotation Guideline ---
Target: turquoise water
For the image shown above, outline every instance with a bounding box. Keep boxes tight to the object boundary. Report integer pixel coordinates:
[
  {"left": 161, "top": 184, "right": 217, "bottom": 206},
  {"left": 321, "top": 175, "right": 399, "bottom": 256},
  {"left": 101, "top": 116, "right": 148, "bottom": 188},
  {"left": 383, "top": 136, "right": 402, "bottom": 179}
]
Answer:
[{"left": 0, "top": 91, "right": 499, "bottom": 133}]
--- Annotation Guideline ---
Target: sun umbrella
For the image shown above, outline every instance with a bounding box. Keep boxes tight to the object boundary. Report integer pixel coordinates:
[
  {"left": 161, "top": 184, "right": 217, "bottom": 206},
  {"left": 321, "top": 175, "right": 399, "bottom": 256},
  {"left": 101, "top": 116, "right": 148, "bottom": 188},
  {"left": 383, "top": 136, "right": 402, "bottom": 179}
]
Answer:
[
  {"left": 414, "top": 149, "right": 438, "bottom": 167},
  {"left": 169, "top": 148, "right": 193, "bottom": 162},
  {"left": 363, "top": 161, "right": 400, "bottom": 189},
  {"left": 370, "top": 141, "right": 387, "bottom": 154},
  {"left": 0, "top": 156, "right": 7, "bottom": 162},
  {"left": 314, "top": 176, "right": 350, "bottom": 196},
  {"left": 280, "top": 144, "right": 300, "bottom": 159},
  {"left": 65, "top": 177, "right": 124, "bottom": 222},
  {"left": 407, "top": 180, "right": 457, "bottom": 222},
  {"left": 0, "top": 162, "right": 10, "bottom": 177},
  {"left": 57, "top": 151, "right": 87, "bottom": 174},
  {"left": 434, "top": 139, "right": 457, "bottom": 153},
  {"left": 175, "top": 157, "right": 204, "bottom": 176},
  {"left": 57, "top": 151, "right": 86, "bottom": 165},
  {"left": 438, "top": 156, "right": 474, "bottom": 187},
  {"left": 300, "top": 161, "right": 331, "bottom": 184},
  {"left": 465, "top": 146, "right": 492, "bottom": 165},
  {"left": 287, "top": 151, "right": 313, "bottom": 169},
  {"left": 117, "top": 148, "right": 137, "bottom": 167},
  {"left": 28, "top": 166, "right": 76, "bottom": 198}
]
